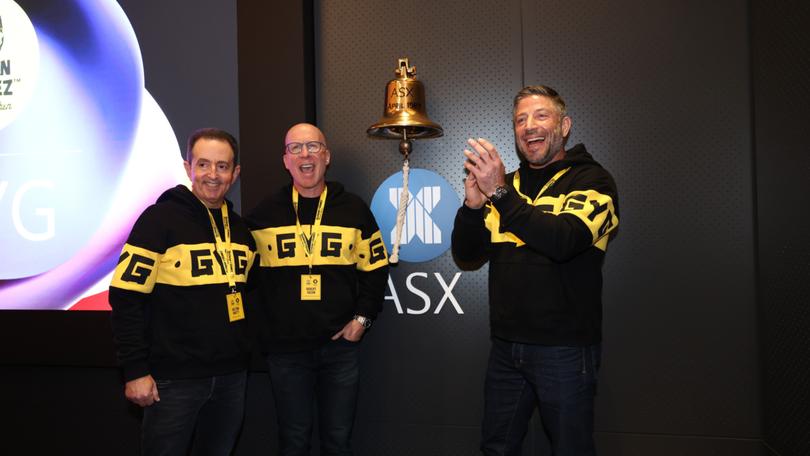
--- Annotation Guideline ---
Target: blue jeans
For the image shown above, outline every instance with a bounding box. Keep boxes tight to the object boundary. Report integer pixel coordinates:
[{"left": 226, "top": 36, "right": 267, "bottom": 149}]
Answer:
[
  {"left": 266, "top": 339, "right": 360, "bottom": 456},
  {"left": 141, "top": 370, "right": 247, "bottom": 456},
  {"left": 481, "top": 339, "right": 601, "bottom": 456}
]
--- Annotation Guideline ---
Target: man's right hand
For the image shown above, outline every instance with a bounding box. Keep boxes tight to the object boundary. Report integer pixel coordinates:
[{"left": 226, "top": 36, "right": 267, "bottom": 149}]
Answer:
[
  {"left": 463, "top": 170, "right": 487, "bottom": 209},
  {"left": 125, "top": 374, "right": 160, "bottom": 407}
]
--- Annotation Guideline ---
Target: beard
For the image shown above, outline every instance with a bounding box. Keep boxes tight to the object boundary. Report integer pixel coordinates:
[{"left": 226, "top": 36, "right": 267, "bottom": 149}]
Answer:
[{"left": 516, "top": 124, "right": 566, "bottom": 168}]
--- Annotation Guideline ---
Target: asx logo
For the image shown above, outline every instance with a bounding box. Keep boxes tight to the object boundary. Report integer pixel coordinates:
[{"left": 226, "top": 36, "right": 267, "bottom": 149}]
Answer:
[{"left": 370, "top": 168, "right": 460, "bottom": 263}]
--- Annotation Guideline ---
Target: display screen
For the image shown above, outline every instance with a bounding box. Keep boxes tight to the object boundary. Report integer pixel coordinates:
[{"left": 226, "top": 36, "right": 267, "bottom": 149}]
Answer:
[{"left": 0, "top": 0, "right": 188, "bottom": 310}]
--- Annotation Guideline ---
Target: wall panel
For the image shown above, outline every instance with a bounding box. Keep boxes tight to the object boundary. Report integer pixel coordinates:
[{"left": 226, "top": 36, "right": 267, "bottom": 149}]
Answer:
[
  {"left": 521, "top": 0, "right": 760, "bottom": 450},
  {"left": 753, "top": 1, "right": 810, "bottom": 455}
]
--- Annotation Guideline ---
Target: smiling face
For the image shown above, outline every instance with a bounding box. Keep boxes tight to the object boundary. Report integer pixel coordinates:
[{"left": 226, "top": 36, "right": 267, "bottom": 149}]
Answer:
[
  {"left": 283, "top": 123, "right": 330, "bottom": 197},
  {"left": 184, "top": 138, "right": 240, "bottom": 208},
  {"left": 513, "top": 95, "right": 572, "bottom": 168}
]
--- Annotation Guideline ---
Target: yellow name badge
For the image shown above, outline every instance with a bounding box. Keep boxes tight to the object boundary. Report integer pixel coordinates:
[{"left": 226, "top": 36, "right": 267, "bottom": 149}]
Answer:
[
  {"left": 226, "top": 291, "right": 245, "bottom": 322},
  {"left": 301, "top": 274, "right": 322, "bottom": 301}
]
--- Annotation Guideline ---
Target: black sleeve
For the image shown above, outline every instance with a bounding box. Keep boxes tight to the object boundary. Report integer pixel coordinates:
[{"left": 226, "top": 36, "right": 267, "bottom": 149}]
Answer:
[
  {"left": 108, "top": 206, "right": 165, "bottom": 382},
  {"left": 451, "top": 204, "right": 491, "bottom": 266},
  {"left": 109, "top": 287, "right": 151, "bottom": 381},
  {"left": 355, "top": 266, "right": 388, "bottom": 320},
  {"left": 353, "top": 202, "right": 389, "bottom": 320},
  {"left": 491, "top": 167, "right": 619, "bottom": 262}
]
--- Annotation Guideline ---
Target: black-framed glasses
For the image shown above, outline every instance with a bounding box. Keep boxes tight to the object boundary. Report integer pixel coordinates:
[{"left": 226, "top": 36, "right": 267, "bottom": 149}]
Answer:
[{"left": 285, "top": 141, "right": 326, "bottom": 155}]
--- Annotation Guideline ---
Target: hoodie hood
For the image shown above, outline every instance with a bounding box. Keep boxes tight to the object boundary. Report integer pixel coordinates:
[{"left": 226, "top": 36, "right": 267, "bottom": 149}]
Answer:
[{"left": 559, "top": 143, "right": 598, "bottom": 166}]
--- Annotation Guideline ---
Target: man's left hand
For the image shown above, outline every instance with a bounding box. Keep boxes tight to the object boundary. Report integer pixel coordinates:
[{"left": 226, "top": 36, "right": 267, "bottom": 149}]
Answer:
[{"left": 331, "top": 319, "right": 365, "bottom": 342}]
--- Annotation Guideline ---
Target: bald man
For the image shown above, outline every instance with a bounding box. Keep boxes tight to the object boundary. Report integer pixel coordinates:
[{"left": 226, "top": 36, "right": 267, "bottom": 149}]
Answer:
[{"left": 247, "top": 123, "right": 389, "bottom": 455}]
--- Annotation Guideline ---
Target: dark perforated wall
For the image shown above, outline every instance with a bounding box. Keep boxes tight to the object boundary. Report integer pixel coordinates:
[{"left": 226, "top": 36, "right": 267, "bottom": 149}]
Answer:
[
  {"left": 753, "top": 1, "right": 810, "bottom": 455},
  {"left": 315, "top": 0, "right": 763, "bottom": 454}
]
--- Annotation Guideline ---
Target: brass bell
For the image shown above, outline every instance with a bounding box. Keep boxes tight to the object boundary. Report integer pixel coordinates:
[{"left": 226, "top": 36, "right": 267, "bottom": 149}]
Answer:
[
  {"left": 367, "top": 58, "right": 442, "bottom": 264},
  {"left": 368, "top": 58, "right": 443, "bottom": 141}
]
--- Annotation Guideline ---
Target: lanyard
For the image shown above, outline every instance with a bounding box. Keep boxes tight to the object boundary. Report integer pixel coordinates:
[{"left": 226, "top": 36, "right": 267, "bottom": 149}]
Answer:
[
  {"left": 512, "top": 167, "right": 571, "bottom": 204},
  {"left": 204, "top": 202, "right": 237, "bottom": 291},
  {"left": 292, "top": 186, "right": 328, "bottom": 273}
]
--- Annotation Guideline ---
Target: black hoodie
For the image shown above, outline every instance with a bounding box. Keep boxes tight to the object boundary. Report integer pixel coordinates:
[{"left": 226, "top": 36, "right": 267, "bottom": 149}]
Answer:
[
  {"left": 109, "top": 185, "right": 256, "bottom": 381},
  {"left": 247, "top": 182, "right": 389, "bottom": 353},
  {"left": 452, "top": 144, "right": 619, "bottom": 346}
]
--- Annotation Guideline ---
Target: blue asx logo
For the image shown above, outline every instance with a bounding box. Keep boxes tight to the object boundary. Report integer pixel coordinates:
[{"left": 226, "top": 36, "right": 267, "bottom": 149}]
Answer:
[{"left": 370, "top": 168, "right": 460, "bottom": 263}]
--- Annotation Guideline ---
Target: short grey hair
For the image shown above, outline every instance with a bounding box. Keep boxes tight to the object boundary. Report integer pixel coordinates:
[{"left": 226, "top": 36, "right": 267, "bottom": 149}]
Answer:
[{"left": 513, "top": 85, "right": 567, "bottom": 119}]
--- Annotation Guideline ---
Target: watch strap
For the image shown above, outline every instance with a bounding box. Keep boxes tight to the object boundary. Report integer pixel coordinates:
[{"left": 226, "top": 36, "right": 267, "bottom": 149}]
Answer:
[
  {"left": 353, "top": 314, "right": 372, "bottom": 329},
  {"left": 489, "top": 185, "right": 509, "bottom": 203}
]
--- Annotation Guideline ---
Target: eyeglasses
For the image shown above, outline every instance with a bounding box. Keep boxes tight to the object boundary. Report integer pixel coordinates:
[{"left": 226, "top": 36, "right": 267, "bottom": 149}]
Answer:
[{"left": 285, "top": 141, "right": 326, "bottom": 155}]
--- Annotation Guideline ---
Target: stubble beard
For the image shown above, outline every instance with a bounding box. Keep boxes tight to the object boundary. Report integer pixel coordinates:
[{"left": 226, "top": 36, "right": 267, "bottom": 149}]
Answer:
[{"left": 519, "top": 126, "right": 565, "bottom": 169}]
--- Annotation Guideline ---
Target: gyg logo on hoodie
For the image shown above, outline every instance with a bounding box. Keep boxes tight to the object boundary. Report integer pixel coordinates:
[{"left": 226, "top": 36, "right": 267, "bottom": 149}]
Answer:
[{"left": 0, "top": 0, "right": 39, "bottom": 129}]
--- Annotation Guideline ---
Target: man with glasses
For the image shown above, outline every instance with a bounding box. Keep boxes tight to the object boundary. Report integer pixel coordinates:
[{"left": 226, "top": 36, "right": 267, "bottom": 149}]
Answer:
[{"left": 247, "top": 123, "right": 389, "bottom": 455}]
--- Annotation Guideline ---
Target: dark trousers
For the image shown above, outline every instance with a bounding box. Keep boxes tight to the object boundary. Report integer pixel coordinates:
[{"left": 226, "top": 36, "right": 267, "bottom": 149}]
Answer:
[
  {"left": 266, "top": 339, "right": 360, "bottom": 456},
  {"left": 481, "top": 339, "right": 601, "bottom": 456},
  {"left": 141, "top": 370, "right": 247, "bottom": 456}
]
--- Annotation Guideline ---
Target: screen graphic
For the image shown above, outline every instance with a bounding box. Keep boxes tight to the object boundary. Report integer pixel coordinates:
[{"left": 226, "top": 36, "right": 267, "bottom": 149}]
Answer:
[
  {"left": 0, "top": 0, "right": 187, "bottom": 310},
  {"left": 370, "top": 168, "right": 460, "bottom": 263}
]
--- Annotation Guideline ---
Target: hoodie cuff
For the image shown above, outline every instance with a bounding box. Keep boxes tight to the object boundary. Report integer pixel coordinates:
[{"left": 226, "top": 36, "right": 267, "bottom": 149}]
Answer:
[
  {"left": 458, "top": 203, "right": 486, "bottom": 220},
  {"left": 490, "top": 186, "right": 522, "bottom": 218},
  {"left": 123, "top": 360, "right": 150, "bottom": 383}
]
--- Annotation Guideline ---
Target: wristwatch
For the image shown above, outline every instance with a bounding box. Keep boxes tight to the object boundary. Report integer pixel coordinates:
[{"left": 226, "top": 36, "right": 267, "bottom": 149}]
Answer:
[
  {"left": 489, "top": 185, "right": 509, "bottom": 203},
  {"left": 353, "top": 314, "right": 372, "bottom": 329}
]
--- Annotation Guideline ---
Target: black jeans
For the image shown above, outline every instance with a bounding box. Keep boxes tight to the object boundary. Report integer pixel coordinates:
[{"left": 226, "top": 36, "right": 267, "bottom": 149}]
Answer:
[
  {"left": 481, "top": 339, "right": 601, "bottom": 456},
  {"left": 266, "top": 339, "right": 360, "bottom": 456},
  {"left": 141, "top": 370, "right": 247, "bottom": 456}
]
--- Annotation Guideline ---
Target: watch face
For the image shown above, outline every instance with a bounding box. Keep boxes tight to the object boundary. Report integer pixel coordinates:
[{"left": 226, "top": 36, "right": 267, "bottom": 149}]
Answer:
[
  {"left": 491, "top": 186, "right": 508, "bottom": 202},
  {"left": 356, "top": 315, "right": 371, "bottom": 328}
]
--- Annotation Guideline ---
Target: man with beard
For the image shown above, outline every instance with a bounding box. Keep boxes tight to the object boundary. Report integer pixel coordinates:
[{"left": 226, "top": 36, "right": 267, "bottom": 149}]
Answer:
[
  {"left": 110, "top": 128, "right": 256, "bottom": 455},
  {"left": 247, "top": 123, "right": 388, "bottom": 455},
  {"left": 452, "top": 86, "right": 619, "bottom": 456}
]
